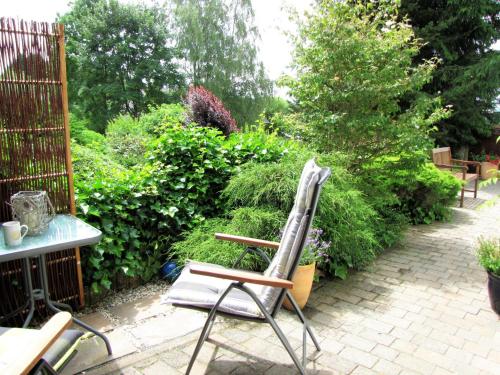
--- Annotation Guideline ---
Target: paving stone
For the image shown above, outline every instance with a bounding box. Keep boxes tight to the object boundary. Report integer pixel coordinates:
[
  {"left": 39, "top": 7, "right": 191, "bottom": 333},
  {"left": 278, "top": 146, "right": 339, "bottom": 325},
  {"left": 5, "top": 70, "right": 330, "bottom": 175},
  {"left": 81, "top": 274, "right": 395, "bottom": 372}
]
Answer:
[
  {"left": 108, "top": 293, "right": 171, "bottom": 325},
  {"left": 371, "top": 344, "right": 399, "bottom": 361},
  {"left": 338, "top": 347, "right": 378, "bottom": 369},
  {"left": 128, "top": 309, "right": 205, "bottom": 348},
  {"left": 373, "top": 358, "right": 402, "bottom": 375},
  {"left": 141, "top": 359, "right": 179, "bottom": 374},
  {"left": 339, "top": 333, "right": 376, "bottom": 352},
  {"left": 78, "top": 311, "right": 114, "bottom": 332},
  {"left": 394, "top": 352, "right": 435, "bottom": 374}
]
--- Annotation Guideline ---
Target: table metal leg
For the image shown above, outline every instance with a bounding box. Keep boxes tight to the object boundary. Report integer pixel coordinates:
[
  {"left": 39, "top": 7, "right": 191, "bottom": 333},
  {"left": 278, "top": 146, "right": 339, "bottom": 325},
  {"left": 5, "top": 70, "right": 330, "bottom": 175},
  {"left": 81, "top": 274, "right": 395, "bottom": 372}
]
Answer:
[
  {"left": 22, "top": 258, "right": 35, "bottom": 328},
  {"left": 39, "top": 254, "right": 113, "bottom": 355}
]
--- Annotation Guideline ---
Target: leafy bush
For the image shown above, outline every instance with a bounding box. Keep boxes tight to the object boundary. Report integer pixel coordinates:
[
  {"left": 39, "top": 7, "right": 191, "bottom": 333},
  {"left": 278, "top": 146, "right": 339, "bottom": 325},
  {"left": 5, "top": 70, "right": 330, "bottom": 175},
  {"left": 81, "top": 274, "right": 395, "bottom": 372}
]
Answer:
[
  {"left": 185, "top": 85, "right": 239, "bottom": 136},
  {"left": 72, "top": 143, "right": 125, "bottom": 181},
  {"left": 223, "top": 152, "right": 380, "bottom": 279},
  {"left": 74, "top": 121, "right": 289, "bottom": 292},
  {"left": 172, "top": 207, "right": 286, "bottom": 270},
  {"left": 106, "top": 115, "right": 151, "bottom": 167},
  {"left": 70, "top": 113, "right": 109, "bottom": 153},
  {"left": 139, "top": 103, "right": 186, "bottom": 135},
  {"left": 476, "top": 237, "right": 500, "bottom": 276},
  {"left": 364, "top": 160, "right": 462, "bottom": 225}
]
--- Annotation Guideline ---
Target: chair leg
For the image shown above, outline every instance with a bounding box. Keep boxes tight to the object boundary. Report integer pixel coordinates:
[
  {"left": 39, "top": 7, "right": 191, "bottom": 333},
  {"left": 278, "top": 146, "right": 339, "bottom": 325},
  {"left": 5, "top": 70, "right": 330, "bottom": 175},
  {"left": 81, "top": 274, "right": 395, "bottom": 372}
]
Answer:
[
  {"left": 286, "top": 291, "right": 321, "bottom": 351},
  {"left": 236, "top": 284, "right": 306, "bottom": 374},
  {"left": 474, "top": 178, "right": 478, "bottom": 198},
  {"left": 185, "top": 284, "right": 235, "bottom": 375},
  {"left": 460, "top": 186, "right": 465, "bottom": 207}
]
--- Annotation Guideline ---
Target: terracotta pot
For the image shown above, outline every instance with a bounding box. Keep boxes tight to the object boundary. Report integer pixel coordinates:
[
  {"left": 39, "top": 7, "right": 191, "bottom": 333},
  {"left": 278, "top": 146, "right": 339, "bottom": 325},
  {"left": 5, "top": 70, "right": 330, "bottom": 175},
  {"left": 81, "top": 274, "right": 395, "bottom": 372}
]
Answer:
[
  {"left": 283, "top": 262, "right": 315, "bottom": 310},
  {"left": 480, "top": 161, "right": 498, "bottom": 180},
  {"left": 487, "top": 271, "right": 500, "bottom": 316}
]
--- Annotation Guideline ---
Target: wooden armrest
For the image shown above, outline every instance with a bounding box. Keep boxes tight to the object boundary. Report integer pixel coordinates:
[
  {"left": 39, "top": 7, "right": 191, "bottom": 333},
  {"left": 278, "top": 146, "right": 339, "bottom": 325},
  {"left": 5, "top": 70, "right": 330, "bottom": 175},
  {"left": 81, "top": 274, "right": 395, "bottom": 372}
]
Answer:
[
  {"left": 4, "top": 312, "right": 72, "bottom": 375},
  {"left": 215, "top": 233, "right": 280, "bottom": 250},
  {"left": 451, "top": 159, "right": 481, "bottom": 166},
  {"left": 190, "top": 264, "right": 293, "bottom": 289}
]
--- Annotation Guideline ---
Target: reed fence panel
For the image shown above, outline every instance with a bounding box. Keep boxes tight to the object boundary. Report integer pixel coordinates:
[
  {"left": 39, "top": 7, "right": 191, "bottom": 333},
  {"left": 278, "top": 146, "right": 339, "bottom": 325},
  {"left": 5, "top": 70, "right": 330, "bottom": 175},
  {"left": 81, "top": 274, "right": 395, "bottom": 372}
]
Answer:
[{"left": 0, "top": 18, "right": 83, "bottom": 325}]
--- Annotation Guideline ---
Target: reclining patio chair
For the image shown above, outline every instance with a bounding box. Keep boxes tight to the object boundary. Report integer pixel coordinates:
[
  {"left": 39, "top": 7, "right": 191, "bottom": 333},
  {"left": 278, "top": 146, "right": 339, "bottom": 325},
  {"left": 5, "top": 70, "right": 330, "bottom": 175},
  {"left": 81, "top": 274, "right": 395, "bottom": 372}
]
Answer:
[{"left": 163, "top": 159, "right": 331, "bottom": 374}]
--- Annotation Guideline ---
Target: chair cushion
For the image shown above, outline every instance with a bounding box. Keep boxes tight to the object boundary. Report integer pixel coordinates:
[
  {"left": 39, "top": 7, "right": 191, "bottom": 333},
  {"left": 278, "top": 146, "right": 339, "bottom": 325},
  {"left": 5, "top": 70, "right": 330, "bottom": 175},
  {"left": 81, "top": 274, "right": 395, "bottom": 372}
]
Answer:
[
  {"left": 42, "top": 329, "right": 84, "bottom": 368},
  {"left": 162, "top": 261, "right": 266, "bottom": 318}
]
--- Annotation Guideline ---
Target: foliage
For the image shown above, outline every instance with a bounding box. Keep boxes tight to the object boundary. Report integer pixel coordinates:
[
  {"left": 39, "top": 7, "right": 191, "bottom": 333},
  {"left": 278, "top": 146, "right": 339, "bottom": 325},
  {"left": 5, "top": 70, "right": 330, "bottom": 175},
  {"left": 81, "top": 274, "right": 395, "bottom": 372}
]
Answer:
[
  {"left": 139, "top": 103, "right": 186, "bottom": 135},
  {"left": 172, "top": 208, "right": 286, "bottom": 270},
  {"left": 476, "top": 237, "right": 500, "bottom": 277},
  {"left": 70, "top": 113, "right": 109, "bottom": 153},
  {"left": 185, "top": 86, "right": 239, "bottom": 136},
  {"left": 400, "top": 0, "right": 500, "bottom": 148},
  {"left": 146, "top": 124, "right": 235, "bottom": 227},
  {"left": 297, "top": 228, "right": 331, "bottom": 267},
  {"left": 283, "top": 0, "right": 447, "bottom": 168},
  {"left": 223, "top": 153, "right": 380, "bottom": 279},
  {"left": 74, "top": 120, "right": 289, "bottom": 291},
  {"left": 363, "top": 159, "right": 462, "bottom": 225},
  {"left": 106, "top": 115, "right": 151, "bottom": 167},
  {"left": 224, "top": 127, "right": 292, "bottom": 167},
  {"left": 72, "top": 143, "right": 125, "bottom": 180},
  {"left": 172, "top": 0, "right": 272, "bottom": 125},
  {"left": 59, "top": 0, "right": 184, "bottom": 132}
]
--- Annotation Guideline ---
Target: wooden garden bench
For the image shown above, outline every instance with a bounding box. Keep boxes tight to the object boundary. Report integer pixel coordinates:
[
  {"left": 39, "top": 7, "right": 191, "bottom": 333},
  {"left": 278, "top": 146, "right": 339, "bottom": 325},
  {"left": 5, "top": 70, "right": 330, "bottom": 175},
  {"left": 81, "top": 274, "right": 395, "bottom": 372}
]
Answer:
[{"left": 432, "top": 147, "right": 480, "bottom": 207}]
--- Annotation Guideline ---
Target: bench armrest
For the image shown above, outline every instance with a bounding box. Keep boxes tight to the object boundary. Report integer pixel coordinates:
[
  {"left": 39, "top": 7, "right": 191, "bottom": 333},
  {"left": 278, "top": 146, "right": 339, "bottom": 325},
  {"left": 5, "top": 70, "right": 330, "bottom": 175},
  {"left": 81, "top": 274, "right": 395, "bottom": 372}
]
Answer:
[
  {"left": 434, "top": 163, "right": 466, "bottom": 171},
  {"left": 190, "top": 265, "right": 293, "bottom": 289},
  {"left": 451, "top": 159, "right": 481, "bottom": 166},
  {"left": 215, "top": 233, "right": 280, "bottom": 250}
]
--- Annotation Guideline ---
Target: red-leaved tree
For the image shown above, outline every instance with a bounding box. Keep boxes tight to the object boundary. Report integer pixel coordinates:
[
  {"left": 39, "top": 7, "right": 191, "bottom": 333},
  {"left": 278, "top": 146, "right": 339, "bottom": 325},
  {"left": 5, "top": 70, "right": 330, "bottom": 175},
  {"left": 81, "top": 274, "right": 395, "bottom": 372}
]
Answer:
[{"left": 185, "top": 86, "right": 239, "bottom": 136}]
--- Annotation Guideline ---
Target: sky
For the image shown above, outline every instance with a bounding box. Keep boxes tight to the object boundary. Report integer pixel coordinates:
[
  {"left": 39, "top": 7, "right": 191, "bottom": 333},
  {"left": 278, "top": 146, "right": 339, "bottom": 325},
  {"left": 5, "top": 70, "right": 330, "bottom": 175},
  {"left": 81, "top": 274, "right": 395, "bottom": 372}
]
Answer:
[{"left": 0, "top": 0, "right": 314, "bottom": 83}]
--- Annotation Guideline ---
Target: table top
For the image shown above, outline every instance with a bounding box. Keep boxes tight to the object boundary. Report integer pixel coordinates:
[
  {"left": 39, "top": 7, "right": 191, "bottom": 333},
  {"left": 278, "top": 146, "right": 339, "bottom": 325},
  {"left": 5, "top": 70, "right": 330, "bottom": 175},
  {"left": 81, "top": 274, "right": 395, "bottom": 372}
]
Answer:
[{"left": 0, "top": 215, "right": 102, "bottom": 262}]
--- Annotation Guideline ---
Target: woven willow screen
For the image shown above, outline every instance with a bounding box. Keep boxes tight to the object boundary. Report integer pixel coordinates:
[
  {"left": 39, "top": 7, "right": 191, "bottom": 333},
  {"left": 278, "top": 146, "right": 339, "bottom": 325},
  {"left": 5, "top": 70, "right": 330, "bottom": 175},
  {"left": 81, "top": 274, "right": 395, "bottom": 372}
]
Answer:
[{"left": 0, "top": 18, "right": 83, "bottom": 324}]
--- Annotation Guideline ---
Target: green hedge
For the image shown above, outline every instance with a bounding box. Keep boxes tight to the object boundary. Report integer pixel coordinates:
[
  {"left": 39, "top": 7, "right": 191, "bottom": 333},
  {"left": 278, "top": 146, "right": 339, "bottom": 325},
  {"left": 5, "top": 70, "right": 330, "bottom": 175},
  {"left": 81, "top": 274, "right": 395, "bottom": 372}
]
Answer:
[{"left": 73, "top": 122, "right": 290, "bottom": 292}]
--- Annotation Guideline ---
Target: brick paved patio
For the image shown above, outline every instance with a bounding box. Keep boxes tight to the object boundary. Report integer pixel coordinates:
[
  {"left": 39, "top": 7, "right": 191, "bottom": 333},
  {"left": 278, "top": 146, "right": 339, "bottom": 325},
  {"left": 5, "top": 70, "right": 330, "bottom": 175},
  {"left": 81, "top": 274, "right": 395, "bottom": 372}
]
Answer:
[{"left": 66, "top": 184, "right": 500, "bottom": 375}]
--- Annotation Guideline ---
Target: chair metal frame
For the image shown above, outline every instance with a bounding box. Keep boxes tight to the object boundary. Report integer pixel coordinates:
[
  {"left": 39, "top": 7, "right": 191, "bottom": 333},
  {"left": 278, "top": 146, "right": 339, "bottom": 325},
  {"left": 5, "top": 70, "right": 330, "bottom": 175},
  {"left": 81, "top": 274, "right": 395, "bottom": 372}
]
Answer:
[{"left": 180, "top": 168, "right": 331, "bottom": 375}]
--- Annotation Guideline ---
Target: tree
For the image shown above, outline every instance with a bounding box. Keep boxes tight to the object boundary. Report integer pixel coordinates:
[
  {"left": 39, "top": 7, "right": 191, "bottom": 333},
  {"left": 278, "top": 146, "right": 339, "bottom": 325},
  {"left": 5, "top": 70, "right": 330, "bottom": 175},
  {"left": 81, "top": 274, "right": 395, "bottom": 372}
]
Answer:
[
  {"left": 400, "top": 0, "right": 500, "bottom": 150},
  {"left": 171, "top": 0, "right": 272, "bottom": 126},
  {"left": 284, "top": 0, "right": 447, "bottom": 168},
  {"left": 59, "top": 0, "right": 185, "bottom": 132}
]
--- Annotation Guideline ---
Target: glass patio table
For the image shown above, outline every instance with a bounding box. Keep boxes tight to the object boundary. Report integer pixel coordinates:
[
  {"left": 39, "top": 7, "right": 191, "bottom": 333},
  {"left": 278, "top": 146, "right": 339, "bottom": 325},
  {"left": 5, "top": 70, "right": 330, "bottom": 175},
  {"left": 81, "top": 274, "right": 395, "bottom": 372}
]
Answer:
[{"left": 0, "top": 214, "right": 112, "bottom": 355}]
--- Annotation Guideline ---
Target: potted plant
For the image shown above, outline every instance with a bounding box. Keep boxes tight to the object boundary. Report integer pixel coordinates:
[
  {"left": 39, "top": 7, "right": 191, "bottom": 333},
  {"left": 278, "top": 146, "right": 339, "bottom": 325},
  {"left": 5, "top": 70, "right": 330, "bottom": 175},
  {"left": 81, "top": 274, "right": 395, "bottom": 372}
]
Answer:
[
  {"left": 476, "top": 237, "right": 500, "bottom": 315},
  {"left": 472, "top": 152, "right": 499, "bottom": 179},
  {"left": 283, "top": 228, "right": 330, "bottom": 310},
  {"left": 483, "top": 154, "right": 500, "bottom": 179}
]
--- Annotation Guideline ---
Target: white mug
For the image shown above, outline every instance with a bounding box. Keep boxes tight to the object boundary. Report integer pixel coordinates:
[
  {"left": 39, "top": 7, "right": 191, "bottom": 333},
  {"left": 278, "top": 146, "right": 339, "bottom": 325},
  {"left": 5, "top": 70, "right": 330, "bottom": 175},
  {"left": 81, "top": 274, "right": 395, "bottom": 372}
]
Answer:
[{"left": 2, "top": 221, "right": 29, "bottom": 247}]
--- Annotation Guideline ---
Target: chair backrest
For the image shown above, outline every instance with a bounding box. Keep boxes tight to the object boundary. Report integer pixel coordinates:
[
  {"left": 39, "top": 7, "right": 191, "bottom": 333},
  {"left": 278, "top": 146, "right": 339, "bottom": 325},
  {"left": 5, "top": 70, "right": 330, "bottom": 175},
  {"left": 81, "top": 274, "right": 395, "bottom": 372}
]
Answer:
[
  {"left": 256, "top": 159, "right": 330, "bottom": 317},
  {"left": 432, "top": 147, "right": 452, "bottom": 169}
]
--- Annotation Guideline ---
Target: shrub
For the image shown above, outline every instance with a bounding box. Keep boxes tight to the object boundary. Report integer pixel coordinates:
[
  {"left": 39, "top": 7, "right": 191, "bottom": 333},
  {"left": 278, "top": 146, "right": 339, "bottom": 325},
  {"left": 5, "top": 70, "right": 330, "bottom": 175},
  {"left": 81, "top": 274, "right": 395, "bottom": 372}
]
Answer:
[
  {"left": 364, "top": 160, "right": 462, "bottom": 225},
  {"left": 74, "top": 121, "right": 290, "bottom": 291},
  {"left": 72, "top": 143, "right": 125, "bottom": 181},
  {"left": 172, "top": 207, "right": 286, "bottom": 270},
  {"left": 185, "top": 85, "right": 239, "bottom": 136},
  {"left": 476, "top": 237, "right": 500, "bottom": 277},
  {"left": 70, "top": 113, "right": 109, "bottom": 153},
  {"left": 139, "top": 103, "right": 186, "bottom": 135},
  {"left": 223, "top": 152, "right": 380, "bottom": 279},
  {"left": 106, "top": 115, "right": 151, "bottom": 167},
  {"left": 73, "top": 145, "right": 158, "bottom": 292}
]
